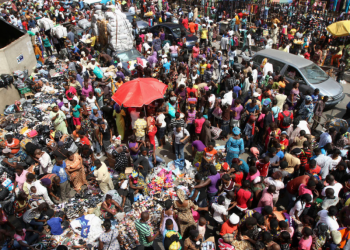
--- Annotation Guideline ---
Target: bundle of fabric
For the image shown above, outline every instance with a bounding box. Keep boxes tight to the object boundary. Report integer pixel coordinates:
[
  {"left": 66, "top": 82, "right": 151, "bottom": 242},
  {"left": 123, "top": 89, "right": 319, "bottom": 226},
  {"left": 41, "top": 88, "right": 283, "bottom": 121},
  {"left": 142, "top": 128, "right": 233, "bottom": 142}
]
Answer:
[
  {"left": 38, "top": 18, "right": 54, "bottom": 31},
  {"left": 70, "top": 214, "right": 104, "bottom": 245},
  {"left": 50, "top": 25, "right": 67, "bottom": 39},
  {"left": 78, "top": 19, "right": 91, "bottom": 29}
]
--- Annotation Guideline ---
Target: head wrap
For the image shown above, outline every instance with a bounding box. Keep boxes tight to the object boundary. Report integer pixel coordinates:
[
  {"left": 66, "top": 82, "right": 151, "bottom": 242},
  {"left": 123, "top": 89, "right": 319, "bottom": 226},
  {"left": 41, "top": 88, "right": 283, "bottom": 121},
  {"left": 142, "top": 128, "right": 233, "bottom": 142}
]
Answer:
[
  {"left": 232, "top": 127, "right": 241, "bottom": 135},
  {"left": 131, "top": 170, "right": 139, "bottom": 178},
  {"left": 176, "top": 189, "right": 186, "bottom": 203}
]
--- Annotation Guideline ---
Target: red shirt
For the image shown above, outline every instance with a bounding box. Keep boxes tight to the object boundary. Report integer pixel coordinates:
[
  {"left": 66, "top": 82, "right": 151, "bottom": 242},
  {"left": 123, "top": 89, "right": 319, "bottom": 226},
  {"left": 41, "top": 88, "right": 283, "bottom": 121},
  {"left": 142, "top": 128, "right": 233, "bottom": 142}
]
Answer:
[
  {"left": 233, "top": 172, "right": 244, "bottom": 186},
  {"left": 80, "top": 136, "right": 91, "bottom": 146},
  {"left": 255, "top": 160, "right": 270, "bottom": 177},
  {"left": 305, "top": 164, "right": 321, "bottom": 175},
  {"left": 182, "top": 18, "right": 189, "bottom": 29},
  {"left": 65, "top": 86, "right": 77, "bottom": 100},
  {"left": 278, "top": 110, "right": 293, "bottom": 129},
  {"left": 279, "top": 138, "right": 289, "bottom": 151},
  {"left": 236, "top": 188, "right": 253, "bottom": 209},
  {"left": 186, "top": 87, "right": 197, "bottom": 97},
  {"left": 287, "top": 175, "right": 310, "bottom": 194},
  {"left": 22, "top": 21, "right": 28, "bottom": 30},
  {"left": 304, "top": 53, "right": 311, "bottom": 60}
]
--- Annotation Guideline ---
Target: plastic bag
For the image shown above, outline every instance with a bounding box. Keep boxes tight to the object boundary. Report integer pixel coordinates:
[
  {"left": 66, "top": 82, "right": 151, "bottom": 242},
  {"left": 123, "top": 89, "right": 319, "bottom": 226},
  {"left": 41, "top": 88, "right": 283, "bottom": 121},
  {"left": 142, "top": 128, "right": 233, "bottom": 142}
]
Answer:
[{"left": 93, "top": 66, "right": 103, "bottom": 79}]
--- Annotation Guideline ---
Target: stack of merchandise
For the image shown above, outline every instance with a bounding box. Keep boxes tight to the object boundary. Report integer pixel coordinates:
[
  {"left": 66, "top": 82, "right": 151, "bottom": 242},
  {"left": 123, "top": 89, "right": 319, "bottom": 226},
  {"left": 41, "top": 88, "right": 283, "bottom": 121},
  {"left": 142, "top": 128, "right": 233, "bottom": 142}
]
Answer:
[
  {"left": 147, "top": 168, "right": 176, "bottom": 191},
  {"left": 115, "top": 198, "right": 163, "bottom": 250},
  {"left": 37, "top": 17, "right": 54, "bottom": 31},
  {"left": 78, "top": 19, "right": 91, "bottom": 29},
  {"left": 91, "top": 9, "right": 133, "bottom": 52},
  {"left": 50, "top": 25, "right": 68, "bottom": 39}
]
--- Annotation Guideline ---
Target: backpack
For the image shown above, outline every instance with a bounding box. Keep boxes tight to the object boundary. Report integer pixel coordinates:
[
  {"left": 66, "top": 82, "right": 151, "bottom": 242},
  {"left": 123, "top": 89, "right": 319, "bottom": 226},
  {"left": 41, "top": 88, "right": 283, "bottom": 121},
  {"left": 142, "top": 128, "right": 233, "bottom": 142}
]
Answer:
[
  {"left": 264, "top": 112, "right": 274, "bottom": 129},
  {"left": 281, "top": 112, "right": 292, "bottom": 127}
]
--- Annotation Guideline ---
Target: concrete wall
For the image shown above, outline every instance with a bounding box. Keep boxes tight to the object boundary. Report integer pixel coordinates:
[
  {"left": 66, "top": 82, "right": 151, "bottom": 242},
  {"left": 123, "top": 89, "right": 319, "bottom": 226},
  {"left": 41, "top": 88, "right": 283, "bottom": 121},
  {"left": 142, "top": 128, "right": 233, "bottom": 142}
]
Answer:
[
  {"left": 0, "top": 84, "right": 20, "bottom": 113},
  {"left": 0, "top": 33, "right": 36, "bottom": 75}
]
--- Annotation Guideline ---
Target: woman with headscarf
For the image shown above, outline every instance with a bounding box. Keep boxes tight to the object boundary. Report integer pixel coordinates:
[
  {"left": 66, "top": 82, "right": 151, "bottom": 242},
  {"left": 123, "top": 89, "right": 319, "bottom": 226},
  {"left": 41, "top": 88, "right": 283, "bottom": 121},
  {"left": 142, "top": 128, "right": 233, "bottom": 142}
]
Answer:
[
  {"left": 65, "top": 151, "right": 88, "bottom": 192},
  {"left": 160, "top": 199, "right": 179, "bottom": 234},
  {"left": 113, "top": 105, "right": 126, "bottom": 141},
  {"left": 174, "top": 189, "right": 205, "bottom": 238},
  {"left": 225, "top": 127, "right": 244, "bottom": 167},
  {"left": 297, "top": 96, "right": 315, "bottom": 124},
  {"left": 200, "top": 120, "right": 212, "bottom": 147},
  {"left": 49, "top": 104, "right": 68, "bottom": 134},
  {"left": 148, "top": 51, "right": 158, "bottom": 68},
  {"left": 2, "top": 148, "right": 17, "bottom": 168}
]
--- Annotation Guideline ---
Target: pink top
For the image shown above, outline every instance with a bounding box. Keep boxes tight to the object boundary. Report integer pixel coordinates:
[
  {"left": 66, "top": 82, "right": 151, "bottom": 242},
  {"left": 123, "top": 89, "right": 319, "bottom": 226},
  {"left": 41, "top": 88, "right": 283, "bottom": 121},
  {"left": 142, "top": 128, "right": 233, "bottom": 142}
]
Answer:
[
  {"left": 281, "top": 227, "right": 294, "bottom": 239},
  {"left": 15, "top": 170, "right": 28, "bottom": 190},
  {"left": 192, "top": 46, "right": 200, "bottom": 58},
  {"left": 298, "top": 236, "right": 312, "bottom": 250},
  {"left": 194, "top": 118, "right": 205, "bottom": 134},
  {"left": 257, "top": 188, "right": 274, "bottom": 208},
  {"left": 14, "top": 229, "right": 26, "bottom": 241},
  {"left": 298, "top": 184, "right": 313, "bottom": 197},
  {"left": 169, "top": 45, "right": 178, "bottom": 54},
  {"left": 246, "top": 170, "right": 260, "bottom": 182},
  {"left": 81, "top": 85, "right": 93, "bottom": 97}
]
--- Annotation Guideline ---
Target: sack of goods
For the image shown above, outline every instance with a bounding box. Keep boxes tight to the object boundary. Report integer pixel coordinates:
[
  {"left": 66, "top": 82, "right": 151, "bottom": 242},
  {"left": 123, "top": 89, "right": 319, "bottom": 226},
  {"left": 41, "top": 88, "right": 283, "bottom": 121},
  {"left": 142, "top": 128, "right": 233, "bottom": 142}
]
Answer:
[
  {"left": 78, "top": 19, "right": 91, "bottom": 29},
  {"left": 51, "top": 25, "right": 68, "bottom": 39},
  {"left": 38, "top": 18, "right": 54, "bottom": 31}
]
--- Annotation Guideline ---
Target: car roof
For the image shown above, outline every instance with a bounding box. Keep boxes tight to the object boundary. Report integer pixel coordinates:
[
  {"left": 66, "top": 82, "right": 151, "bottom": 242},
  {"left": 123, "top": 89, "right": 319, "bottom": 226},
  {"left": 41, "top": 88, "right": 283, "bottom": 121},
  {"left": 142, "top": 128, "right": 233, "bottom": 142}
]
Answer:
[
  {"left": 255, "top": 49, "right": 313, "bottom": 68},
  {"left": 156, "top": 22, "right": 182, "bottom": 28}
]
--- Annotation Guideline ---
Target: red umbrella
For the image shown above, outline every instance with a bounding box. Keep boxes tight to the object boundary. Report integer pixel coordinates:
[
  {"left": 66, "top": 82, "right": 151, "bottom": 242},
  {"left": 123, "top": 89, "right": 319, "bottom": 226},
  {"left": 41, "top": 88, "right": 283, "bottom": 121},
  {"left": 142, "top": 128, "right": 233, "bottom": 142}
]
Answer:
[{"left": 111, "top": 78, "right": 167, "bottom": 107}]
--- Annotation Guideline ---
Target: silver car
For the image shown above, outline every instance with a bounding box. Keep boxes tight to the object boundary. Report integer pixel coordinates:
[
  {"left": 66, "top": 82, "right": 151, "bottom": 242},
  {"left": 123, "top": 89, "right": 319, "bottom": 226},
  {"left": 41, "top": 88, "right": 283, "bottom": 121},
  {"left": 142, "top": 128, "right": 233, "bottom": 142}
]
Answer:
[
  {"left": 124, "top": 12, "right": 149, "bottom": 33},
  {"left": 252, "top": 49, "right": 345, "bottom": 108}
]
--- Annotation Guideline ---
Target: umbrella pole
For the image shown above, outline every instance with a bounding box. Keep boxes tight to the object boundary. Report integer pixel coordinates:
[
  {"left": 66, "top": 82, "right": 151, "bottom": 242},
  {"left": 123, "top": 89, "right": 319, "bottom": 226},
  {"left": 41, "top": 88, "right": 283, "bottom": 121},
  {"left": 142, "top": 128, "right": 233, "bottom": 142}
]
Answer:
[{"left": 144, "top": 105, "right": 147, "bottom": 116}]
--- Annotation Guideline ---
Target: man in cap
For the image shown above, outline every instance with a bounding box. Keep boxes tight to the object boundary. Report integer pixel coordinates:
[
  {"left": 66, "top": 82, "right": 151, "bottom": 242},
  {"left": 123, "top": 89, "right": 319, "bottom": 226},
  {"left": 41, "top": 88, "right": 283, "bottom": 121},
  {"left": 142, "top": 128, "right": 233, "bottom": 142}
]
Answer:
[
  {"left": 220, "top": 213, "right": 239, "bottom": 239},
  {"left": 31, "top": 177, "right": 55, "bottom": 207},
  {"left": 40, "top": 174, "right": 62, "bottom": 204}
]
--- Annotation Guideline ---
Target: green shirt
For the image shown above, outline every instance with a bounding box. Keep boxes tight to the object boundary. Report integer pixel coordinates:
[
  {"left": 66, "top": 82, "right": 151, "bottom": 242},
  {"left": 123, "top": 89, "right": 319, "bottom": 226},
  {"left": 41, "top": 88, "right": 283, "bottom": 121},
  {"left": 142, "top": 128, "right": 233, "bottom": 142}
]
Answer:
[
  {"left": 72, "top": 104, "right": 81, "bottom": 118},
  {"left": 135, "top": 220, "right": 152, "bottom": 247}
]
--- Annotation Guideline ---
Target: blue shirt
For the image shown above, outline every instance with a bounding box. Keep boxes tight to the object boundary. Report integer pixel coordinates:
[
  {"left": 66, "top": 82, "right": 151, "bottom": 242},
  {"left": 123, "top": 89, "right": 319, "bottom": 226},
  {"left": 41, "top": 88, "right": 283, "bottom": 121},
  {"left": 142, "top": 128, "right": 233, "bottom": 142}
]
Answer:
[
  {"left": 163, "top": 62, "right": 171, "bottom": 73},
  {"left": 245, "top": 104, "right": 259, "bottom": 114},
  {"left": 47, "top": 217, "right": 63, "bottom": 235},
  {"left": 276, "top": 150, "right": 284, "bottom": 160},
  {"left": 311, "top": 94, "right": 319, "bottom": 102},
  {"left": 233, "top": 86, "right": 241, "bottom": 97},
  {"left": 52, "top": 162, "right": 69, "bottom": 183},
  {"left": 239, "top": 159, "right": 249, "bottom": 174}
]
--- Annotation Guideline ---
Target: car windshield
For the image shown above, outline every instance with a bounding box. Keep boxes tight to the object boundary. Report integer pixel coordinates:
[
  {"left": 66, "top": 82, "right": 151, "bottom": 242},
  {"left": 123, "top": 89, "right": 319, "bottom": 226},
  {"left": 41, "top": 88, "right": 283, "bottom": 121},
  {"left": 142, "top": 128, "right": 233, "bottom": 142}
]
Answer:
[
  {"left": 299, "top": 63, "right": 329, "bottom": 84},
  {"left": 126, "top": 15, "right": 141, "bottom": 22},
  {"left": 172, "top": 27, "right": 182, "bottom": 37},
  {"left": 116, "top": 49, "right": 142, "bottom": 62}
]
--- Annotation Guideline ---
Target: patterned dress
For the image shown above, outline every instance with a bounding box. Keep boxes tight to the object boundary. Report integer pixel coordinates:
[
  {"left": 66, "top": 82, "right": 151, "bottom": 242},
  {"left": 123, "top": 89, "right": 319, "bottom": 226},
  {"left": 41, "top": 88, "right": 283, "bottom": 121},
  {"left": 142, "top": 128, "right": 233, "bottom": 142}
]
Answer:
[
  {"left": 174, "top": 200, "right": 197, "bottom": 237},
  {"left": 66, "top": 154, "right": 88, "bottom": 192},
  {"left": 100, "top": 229, "right": 120, "bottom": 250}
]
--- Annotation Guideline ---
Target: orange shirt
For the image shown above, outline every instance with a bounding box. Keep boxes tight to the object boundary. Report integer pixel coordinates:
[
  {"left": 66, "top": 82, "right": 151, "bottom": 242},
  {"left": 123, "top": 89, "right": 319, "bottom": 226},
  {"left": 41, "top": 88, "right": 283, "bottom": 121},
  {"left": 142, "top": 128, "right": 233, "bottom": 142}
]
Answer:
[
  {"left": 220, "top": 220, "right": 238, "bottom": 236},
  {"left": 189, "top": 22, "right": 196, "bottom": 33},
  {"left": 5, "top": 138, "right": 20, "bottom": 154},
  {"left": 204, "top": 148, "right": 217, "bottom": 161}
]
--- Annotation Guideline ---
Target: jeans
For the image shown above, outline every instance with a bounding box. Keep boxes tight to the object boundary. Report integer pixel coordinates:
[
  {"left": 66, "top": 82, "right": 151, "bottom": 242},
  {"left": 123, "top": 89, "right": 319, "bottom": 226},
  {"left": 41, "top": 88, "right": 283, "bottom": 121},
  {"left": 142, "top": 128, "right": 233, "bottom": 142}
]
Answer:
[
  {"left": 92, "top": 140, "right": 102, "bottom": 154},
  {"left": 170, "top": 53, "right": 178, "bottom": 61},
  {"left": 148, "top": 155, "right": 165, "bottom": 168},
  {"left": 130, "top": 154, "right": 139, "bottom": 163},
  {"left": 13, "top": 232, "right": 39, "bottom": 250},
  {"left": 174, "top": 143, "right": 185, "bottom": 160},
  {"left": 207, "top": 192, "right": 218, "bottom": 204},
  {"left": 29, "top": 218, "right": 44, "bottom": 232}
]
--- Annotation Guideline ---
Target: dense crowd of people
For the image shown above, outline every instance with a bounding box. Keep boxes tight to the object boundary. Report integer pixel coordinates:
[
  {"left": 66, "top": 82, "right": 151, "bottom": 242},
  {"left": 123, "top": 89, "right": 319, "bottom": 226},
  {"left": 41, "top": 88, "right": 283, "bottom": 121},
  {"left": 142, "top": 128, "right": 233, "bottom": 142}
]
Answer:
[{"left": 1, "top": 0, "right": 350, "bottom": 250}]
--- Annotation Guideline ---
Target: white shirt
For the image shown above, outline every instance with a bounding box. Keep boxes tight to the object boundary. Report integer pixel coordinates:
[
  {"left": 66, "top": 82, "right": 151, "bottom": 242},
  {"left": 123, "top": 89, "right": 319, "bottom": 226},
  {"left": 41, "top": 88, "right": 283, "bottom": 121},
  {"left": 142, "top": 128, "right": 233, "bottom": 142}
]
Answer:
[
  {"left": 321, "top": 183, "right": 343, "bottom": 197},
  {"left": 275, "top": 94, "right": 287, "bottom": 110},
  {"left": 61, "top": 104, "right": 71, "bottom": 118},
  {"left": 86, "top": 96, "right": 97, "bottom": 109},
  {"left": 39, "top": 152, "right": 53, "bottom": 175},
  {"left": 298, "top": 120, "right": 311, "bottom": 134},
  {"left": 289, "top": 200, "right": 306, "bottom": 218},
  {"left": 129, "top": 6, "right": 135, "bottom": 14},
  {"left": 146, "top": 33, "right": 153, "bottom": 42},
  {"left": 247, "top": 34, "right": 252, "bottom": 46},
  {"left": 31, "top": 180, "right": 54, "bottom": 206},
  {"left": 319, "top": 132, "right": 332, "bottom": 148},
  {"left": 143, "top": 42, "right": 151, "bottom": 52},
  {"left": 173, "top": 128, "right": 189, "bottom": 144},
  {"left": 212, "top": 203, "right": 228, "bottom": 223},
  {"left": 263, "top": 62, "right": 273, "bottom": 77},
  {"left": 264, "top": 177, "right": 284, "bottom": 199},
  {"left": 315, "top": 154, "right": 333, "bottom": 179},
  {"left": 329, "top": 154, "right": 342, "bottom": 171},
  {"left": 252, "top": 69, "right": 258, "bottom": 83},
  {"left": 208, "top": 94, "right": 216, "bottom": 109},
  {"left": 156, "top": 113, "right": 166, "bottom": 128},
  {"left": 317, "top": 210, "right": 339, "bottom": 231}
]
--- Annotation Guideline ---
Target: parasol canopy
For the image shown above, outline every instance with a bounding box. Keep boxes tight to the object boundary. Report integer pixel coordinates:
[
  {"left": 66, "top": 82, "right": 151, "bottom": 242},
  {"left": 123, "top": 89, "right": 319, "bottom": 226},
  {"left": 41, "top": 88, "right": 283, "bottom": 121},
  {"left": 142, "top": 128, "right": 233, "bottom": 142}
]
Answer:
[
  {"left": 111, "top": 78, "right": 167, "bottom": 107},
  {"left": 327, "top": 20, "right": 350, "bottom": 37}
]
